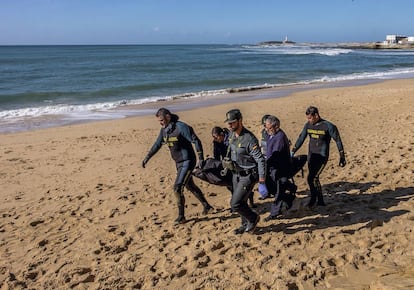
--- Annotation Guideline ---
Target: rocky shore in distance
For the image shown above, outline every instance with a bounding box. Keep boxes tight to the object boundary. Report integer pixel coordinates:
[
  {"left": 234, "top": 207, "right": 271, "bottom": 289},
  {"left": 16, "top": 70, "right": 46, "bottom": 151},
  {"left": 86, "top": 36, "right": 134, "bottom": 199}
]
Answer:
[
  {"left": 336, "top": 42, "right": 414, "bottom": 49},
  {"left": 258, "top": 40, "right": 414, "bottom": 49},
  {"left": 257, "top": 40, "right": 296, "bottom": 45}
]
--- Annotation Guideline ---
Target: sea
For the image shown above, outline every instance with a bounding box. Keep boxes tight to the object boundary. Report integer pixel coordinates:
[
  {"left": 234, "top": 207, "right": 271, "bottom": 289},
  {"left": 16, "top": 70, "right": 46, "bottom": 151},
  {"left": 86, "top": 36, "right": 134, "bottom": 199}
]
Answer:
[{"left": 1, "top": 44, "right": 414, "bottom": 133}]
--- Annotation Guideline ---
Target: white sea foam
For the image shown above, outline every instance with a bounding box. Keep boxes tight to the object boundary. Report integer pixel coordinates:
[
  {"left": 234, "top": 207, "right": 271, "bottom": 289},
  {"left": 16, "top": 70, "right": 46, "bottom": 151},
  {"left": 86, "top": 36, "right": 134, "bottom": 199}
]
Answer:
[
  {"left": 0, "top": 88, "right": 229, "bottom": 121},
  {"left": 2, "top": 67, "right": 413, "bottom": 125},
  {"left": 2, "top": 44, "right": 414, "bottom": 134},
  {"left": 242, "top": 44, "right": 353, "bottom": 56},
  {"left": 311, "top": 67, "right": 414, "bottom": 83}
]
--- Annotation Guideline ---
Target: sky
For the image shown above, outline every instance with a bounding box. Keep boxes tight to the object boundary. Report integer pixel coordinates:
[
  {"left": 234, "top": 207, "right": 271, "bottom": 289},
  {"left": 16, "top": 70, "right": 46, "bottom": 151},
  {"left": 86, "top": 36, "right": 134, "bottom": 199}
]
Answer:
[{"left": 1, "top": 0, "right": 413, "bottom": 45}]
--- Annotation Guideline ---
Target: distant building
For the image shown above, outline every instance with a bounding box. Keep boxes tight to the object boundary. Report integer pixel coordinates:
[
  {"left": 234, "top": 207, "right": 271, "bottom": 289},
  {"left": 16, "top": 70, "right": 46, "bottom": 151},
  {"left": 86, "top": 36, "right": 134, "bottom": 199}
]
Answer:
[
  {"left": 383, "top": 34, "right": 414, "bottom": 45},
  {"left": 385, "top": 35, "right": 407, "bottom": 44}
]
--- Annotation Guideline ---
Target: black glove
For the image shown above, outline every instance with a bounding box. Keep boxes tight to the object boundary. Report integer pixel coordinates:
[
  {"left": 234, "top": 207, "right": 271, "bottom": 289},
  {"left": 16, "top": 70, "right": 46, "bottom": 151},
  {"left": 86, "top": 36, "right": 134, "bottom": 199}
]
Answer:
[
  {"left": 339, "top": 151, "right": 346, "bottom": 167},
  {"left": 142, "top": 157, "right": 149, "bottom": 168}
]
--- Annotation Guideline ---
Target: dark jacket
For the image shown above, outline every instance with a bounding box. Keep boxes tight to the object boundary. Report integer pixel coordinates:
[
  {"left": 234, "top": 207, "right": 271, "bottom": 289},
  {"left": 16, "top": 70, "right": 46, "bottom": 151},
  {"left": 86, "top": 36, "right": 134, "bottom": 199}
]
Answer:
[
  {"left": 266, "top": 129, "right": 291, "bottom": 177},
  {"left": 146, "top": 118, "right": 203, "bottom": 164},
  {"left": 213, "top": 128, "right": 229, "bottom": 160},
  {"left": 228, "top": 127, "right": 266, "bottom": 179},
  {"left": 293, "top": 118, "right": 344, "bottom": 158}
]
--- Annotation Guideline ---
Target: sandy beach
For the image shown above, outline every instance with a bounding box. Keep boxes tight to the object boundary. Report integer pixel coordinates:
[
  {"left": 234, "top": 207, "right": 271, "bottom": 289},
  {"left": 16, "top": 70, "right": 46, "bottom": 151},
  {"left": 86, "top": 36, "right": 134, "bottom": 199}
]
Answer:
[{"left": 1, "top": 79, "right": 414, "bottom": 289}]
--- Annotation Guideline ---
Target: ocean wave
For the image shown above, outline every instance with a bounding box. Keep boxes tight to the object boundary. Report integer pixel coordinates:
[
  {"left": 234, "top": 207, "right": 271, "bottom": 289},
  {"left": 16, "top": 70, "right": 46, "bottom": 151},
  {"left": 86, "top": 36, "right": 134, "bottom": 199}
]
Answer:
[
  {"left": 355, "top": 50, "right": 414, "bottom": 56},
  {"left": 0, "top": 89, "right": 226, "bottom": 120},
  {"left": 2, "top": 67, "right": 414, "bottom": 123},
  {"left": 312, "top": 67, "right": 414, "bottom": 83},
  {"left": 0, "top": 102, "right": 123, "bottom": 120},
  {"left": 2, "top": 44, "right": 414, "bottom": 134},
  {"left": 241, "top": 44, "right": 353, "bottom": 56}
]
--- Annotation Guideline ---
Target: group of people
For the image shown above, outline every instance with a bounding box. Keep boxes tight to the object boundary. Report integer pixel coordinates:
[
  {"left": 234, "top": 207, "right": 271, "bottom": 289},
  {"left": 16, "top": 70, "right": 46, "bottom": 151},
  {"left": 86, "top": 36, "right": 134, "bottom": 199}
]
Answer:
[{"left": 142, "top": 106, "right": 346, "bottom": 235}]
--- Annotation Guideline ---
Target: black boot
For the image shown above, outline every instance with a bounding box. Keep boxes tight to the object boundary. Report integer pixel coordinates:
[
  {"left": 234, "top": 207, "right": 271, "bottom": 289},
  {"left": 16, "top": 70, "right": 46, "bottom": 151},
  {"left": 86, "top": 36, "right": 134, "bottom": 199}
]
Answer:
[
  {"left": 175, "top": 196, "right": 186, "bottom": 224},
  {"left": 174, "top": 215, "right": 186, "bottom": 224},
  {"left": 186, "top": 176, "right": 213, "bottom": 214},
  {"left": 245, "top": 214, "right": 260, "bottom": 233},
  {"left": 234, "top": 216, "right": 248, "bottom": 234}
]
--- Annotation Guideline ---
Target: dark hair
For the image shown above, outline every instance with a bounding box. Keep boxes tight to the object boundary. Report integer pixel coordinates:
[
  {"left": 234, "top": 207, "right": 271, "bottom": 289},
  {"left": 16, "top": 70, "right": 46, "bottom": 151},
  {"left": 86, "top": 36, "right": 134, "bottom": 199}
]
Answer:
[
  {"left": 211, "top": 126, "right": 224, "bottom": 135},
  {"left": 155, "top": 107, "right": 171, "bottom": 117},
  {"left": 305, "top": 106, "right": 319, "bottom": 116},
  {"left": 156, "top": 107, "right": 178, "bottom": 122},
  {"left": 261, "top": 114, "right": 271, "bottom": 125},
  {"left": 266, "top": 115, "right": 280, "bottom": 127}
]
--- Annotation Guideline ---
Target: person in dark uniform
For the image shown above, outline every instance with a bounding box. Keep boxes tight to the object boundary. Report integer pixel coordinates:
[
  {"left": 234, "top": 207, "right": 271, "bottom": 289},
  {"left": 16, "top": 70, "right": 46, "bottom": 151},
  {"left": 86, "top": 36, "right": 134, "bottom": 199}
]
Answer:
[
  {"left": 142, "top": 108, "right": 213, "bottom": 224},
  {"left": 211, "top": 126, "right": 256, "bottom": 209},
  {"left": 291, "top": 106, "right": 346, "bottom": 207},
  {"left": 223, "top": 109, "right": 266, "bottom": 234}
]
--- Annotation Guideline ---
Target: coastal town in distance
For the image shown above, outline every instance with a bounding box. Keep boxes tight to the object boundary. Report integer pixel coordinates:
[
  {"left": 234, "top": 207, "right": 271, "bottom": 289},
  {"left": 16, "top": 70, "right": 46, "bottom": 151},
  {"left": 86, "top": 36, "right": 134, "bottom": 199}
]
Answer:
[{"left": 259, "top": 34, "right": 414, "bottom": 49}]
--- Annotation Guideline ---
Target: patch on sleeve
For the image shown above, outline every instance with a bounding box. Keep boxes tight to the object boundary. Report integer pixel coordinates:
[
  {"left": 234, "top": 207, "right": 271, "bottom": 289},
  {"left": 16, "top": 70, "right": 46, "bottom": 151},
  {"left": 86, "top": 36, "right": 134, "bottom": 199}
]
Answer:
[{"left": 252, "top": 144, "right": 258, "bottom": 150}]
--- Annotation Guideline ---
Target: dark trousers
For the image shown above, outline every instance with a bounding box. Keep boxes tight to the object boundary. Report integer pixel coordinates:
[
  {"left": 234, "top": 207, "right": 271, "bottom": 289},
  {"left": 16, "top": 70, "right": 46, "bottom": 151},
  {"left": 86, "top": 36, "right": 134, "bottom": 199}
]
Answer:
[
  {"left": 227, "top": 185, "right": 255, "bottom": 210},
  {"left": 307, "top": 153, "right": 327, "bottom": 205},
  {"left": 270, "top": 177, "right": 289, "bottom": 216},
  {"left": 175, "top": 160, "right": 209, "bottom": 216},
  {"left": 266, "top": 168, "right": 295, "bottom": 215},
  {"left": 230, "top": 173, "right": 257, "bottom": 224}
]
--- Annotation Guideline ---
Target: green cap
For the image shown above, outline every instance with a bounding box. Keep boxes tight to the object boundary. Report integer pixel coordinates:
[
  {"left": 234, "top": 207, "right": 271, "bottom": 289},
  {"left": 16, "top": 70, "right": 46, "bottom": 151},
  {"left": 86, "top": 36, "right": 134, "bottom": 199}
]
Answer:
[{"left": 224, "top": 109, "right": 242, "bottom": 123}]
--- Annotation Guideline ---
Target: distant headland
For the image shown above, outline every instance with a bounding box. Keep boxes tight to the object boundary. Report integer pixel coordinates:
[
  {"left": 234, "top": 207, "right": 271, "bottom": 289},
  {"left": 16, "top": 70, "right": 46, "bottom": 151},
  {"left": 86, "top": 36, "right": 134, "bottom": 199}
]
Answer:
[
  {"left": 258, "top": 36, "right": 296, "bottom": 45},
  {"left": 258, "top": 34, "right": 414, "bottom": 49}
]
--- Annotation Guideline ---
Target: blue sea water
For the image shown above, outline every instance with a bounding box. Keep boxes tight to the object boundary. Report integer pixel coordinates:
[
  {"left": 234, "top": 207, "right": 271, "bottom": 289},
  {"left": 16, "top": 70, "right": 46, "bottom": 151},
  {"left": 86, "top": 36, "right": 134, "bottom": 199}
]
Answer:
[{"left": 1, "top": 44, "right": 414, "bottom": 133}]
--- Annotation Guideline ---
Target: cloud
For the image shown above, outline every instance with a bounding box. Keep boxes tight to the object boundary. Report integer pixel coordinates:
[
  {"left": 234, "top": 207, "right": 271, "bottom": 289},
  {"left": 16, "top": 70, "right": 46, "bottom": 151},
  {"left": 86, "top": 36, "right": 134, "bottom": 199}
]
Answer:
[{"left": 152, "top": 27, "right": 160, "bottom": 32}]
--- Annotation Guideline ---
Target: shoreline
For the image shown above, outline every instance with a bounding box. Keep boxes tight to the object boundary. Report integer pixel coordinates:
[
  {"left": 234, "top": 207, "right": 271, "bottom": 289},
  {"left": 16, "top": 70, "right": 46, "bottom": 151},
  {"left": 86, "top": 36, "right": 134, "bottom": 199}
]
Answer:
[
  {"left": 0, "top": 77, "right": 396, "bottom": 135},
  {"left": 1, "top": 78, "right": 414, "bottom": 288},
  {"left": 3, "top": 43, "right": 414, "bottom": 135}
]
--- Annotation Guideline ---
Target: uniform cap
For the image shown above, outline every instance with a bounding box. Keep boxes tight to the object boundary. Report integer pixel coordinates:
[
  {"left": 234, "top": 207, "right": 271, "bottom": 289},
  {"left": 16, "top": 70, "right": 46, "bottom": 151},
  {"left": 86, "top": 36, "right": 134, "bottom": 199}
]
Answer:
[{"left": 224, "top": 109, "right": 242, "bottom": 123}]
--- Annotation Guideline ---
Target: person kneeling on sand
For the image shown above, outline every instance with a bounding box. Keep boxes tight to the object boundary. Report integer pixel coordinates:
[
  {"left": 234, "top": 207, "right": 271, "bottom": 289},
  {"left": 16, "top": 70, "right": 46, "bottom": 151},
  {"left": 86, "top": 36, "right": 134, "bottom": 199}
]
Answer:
[{"left": 142, "top": 108, "right": 213, "bottom": 224}]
